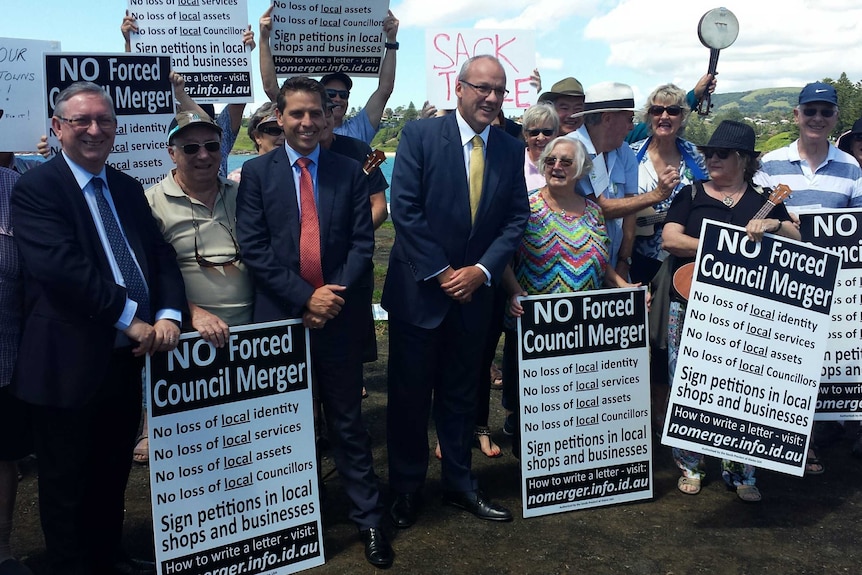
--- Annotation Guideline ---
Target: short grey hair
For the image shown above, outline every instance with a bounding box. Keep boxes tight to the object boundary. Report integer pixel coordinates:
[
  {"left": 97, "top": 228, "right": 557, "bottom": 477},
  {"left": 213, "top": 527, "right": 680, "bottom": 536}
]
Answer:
[
  {"left": 457, "top": 55, "right": 504, "bottom": 82},
  {"left": 54, "top": 81, "right": 115, "bottom": 120},
  {"left": 538, "top": 136, "right": 593, "bottom": 181},
  {"left": 522, "top": 103, "right": 559, "bottom": 135}
]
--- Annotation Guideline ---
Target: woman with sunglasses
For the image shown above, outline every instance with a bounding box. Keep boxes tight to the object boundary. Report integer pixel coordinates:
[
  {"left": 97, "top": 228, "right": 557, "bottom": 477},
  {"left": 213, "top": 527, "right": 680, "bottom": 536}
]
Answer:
[
  {"left": 661, "top": 120, "right": 800, "bottom": 502},
  {"left": 501, "top": 136, "right": 639, "bottom": 457},
  {"left": 522, "top": 103, "right": 561, "bottom": 190},
  {"left": 629, "top": 84, "right": 707, "bottom": 437},
  {"left": 227, "top": 102, "right": 286, "bottom": 183}
]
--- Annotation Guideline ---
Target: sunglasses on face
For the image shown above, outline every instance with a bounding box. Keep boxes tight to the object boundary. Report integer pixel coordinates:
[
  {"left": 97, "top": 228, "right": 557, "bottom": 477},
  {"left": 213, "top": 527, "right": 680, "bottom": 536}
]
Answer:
[
  {"left": 527, "top": 128, "right": 555, "bottom": 137},
  {"left": 648, "top": 105, "right": 682, "bottom": 117},
  {"left": 543, "top": 156, "right": 574, "bottom": 167},
  {"left": 177, "top": 141, "right": 221, "bottom": 155},
  {"left": 326, "top": 89, "right": 350, "bottom": 99},
  {"left": 801, "top": 107, "right": 836, "bottom": 118},
  {"left": 257, "top": 126, "right": 283, "bottom": 137},
  {"left": 702, "top": 148, "right": 733, "bottom": 159}
]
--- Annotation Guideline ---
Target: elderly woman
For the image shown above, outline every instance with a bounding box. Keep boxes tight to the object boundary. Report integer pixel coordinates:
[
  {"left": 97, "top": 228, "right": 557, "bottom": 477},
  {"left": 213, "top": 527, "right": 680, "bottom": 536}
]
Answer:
[
  {"left": 227, "top": 102, "right": 285, "bottom": 182},
  {"left": 502, "top": 136, "right": 637, "bottom": 456},
  {"left": 522, "top": 103, "right": 560, "bottom": 190},
  {"left": 662, "top": 120, "right": 800, "bottom": 502},
  {"left": 629, "top": 84, "right": 707, "bottom": 433}
]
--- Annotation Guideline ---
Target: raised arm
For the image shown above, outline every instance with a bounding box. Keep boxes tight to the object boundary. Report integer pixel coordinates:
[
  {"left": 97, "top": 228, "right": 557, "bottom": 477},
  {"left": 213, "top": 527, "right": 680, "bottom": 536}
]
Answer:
[{"left": 361, "top": 10, "right": 399, "bottom": 131}]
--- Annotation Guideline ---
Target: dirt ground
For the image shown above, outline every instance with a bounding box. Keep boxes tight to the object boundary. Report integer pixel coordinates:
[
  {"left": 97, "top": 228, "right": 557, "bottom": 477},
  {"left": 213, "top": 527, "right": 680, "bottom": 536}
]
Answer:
[{"left": 10, "top": 226, "right": 862, "bottom": 575}]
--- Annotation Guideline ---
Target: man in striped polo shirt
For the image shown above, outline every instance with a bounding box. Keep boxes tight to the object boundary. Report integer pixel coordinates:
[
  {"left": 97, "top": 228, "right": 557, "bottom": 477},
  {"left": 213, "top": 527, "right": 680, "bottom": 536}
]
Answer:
[{"left": 755, "top": 82, "right": 862, "bottom": 210}]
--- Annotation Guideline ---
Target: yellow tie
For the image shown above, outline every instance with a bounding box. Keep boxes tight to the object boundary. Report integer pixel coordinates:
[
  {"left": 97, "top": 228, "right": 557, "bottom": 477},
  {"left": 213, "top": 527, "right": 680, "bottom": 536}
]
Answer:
[{"left": 469, "top": 134, "right": 484, "bottom": 223}]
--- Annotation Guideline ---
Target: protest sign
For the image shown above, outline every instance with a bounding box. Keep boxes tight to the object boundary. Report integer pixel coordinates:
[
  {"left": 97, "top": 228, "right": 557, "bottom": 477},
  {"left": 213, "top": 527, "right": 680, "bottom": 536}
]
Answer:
[
  {"left": 0, "top": 38, "right": 59, "bottom": 152},
  {"left": 517, "top": 288, "right": 651, "bottom": 518},
  {"left": 425, "top": 29, "right": 536, "bottom": 110},
  {"left": 269, "top": 0, "right": 390, "bottom": 76},
  {"left": 663, "top": 220, "right": 841, "bottom": 476},
  {"left": 127, "top": 0, "right": 253, "bottom": 103},
  {"left": 147, "top": 320, "right": 324, "bottom": 575},
  {"left": 44, "top": 53, "right": 174, "bottom": 187},
  {"left": 798, "top": 209, "right": 862, "bottom": 420}
]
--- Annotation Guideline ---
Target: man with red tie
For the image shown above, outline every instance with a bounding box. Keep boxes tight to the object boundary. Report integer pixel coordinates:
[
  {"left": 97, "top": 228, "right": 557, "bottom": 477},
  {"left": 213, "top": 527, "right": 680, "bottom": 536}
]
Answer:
[{"left": 235, "top": 76, "right": 392, "bottom": 568}]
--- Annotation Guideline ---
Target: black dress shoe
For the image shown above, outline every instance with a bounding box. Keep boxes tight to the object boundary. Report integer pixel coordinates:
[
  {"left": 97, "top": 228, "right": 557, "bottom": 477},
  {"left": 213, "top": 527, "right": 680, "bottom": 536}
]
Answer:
[
  {"left": 389, "top": 492, "right": 420, "bottom": 528},
  {"left": 442, "top": 490, "right": 513, "bottom": 522},
  {"left": 359, "top": 527, "right": 393, "bottom": 568},
  {"left": 111, "top": 558, "right": 156, "bottom": 575}
]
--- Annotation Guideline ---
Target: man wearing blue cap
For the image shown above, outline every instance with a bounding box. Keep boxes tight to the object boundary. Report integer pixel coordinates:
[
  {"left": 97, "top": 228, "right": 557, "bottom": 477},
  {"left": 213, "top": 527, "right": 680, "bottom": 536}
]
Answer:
[
  {"left": 755, "top": 82, "right": 862, "bottom": 210},
  {"left": 755, "top": 82, "right": 862, "bottom": 477}
]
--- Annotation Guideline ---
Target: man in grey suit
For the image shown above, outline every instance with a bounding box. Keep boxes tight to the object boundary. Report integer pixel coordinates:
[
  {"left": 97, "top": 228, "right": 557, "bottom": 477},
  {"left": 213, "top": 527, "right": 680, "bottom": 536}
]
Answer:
[{"left": 383, "top": 55, "right": 529, "bottom": 527}]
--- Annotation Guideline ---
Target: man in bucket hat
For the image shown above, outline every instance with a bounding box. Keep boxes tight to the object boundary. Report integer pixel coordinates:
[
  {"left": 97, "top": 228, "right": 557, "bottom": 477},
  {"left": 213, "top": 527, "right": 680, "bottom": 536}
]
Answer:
[
  {"left": 538, "top": 77, "right": 586, "bottom": 135},
  {"left": 567, "top": 82, "right": 679, "bottom": 276}
]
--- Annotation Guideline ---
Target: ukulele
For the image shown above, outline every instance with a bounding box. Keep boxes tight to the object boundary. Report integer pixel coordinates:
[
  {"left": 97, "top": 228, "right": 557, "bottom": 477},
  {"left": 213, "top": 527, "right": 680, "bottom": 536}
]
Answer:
[
  {"left": 635, "top": 206, "right": 667, "bottom": 237},
  {"left": 671, "top": 184, "right": 792, "bottom": 301},
  {"left": 363, "top": 149, "right": 386, "bottom": 175}
]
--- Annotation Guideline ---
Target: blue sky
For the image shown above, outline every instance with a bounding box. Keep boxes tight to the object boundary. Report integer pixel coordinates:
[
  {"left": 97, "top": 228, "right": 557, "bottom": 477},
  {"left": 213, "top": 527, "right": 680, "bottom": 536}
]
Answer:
[{"left": 4, "top": 0, "right": 862, "bottom": 114}]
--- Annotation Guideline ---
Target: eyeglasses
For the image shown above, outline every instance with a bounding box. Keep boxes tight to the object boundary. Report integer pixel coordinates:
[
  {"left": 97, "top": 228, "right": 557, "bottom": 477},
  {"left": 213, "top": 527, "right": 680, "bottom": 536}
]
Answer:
[
  {"left": 702, "top": 149, "right": 733, "bottom": 159},
  {"left": 460, "top": 80, "right": 509, "bottom": 99},
  {"left": 177, "top": 141, "right": 221, "bottom": 155},
  {"left": 801, "top": 107, "right": 836, "bottom": 118},
  {"left": 543, "top": 156, "right": 574, "bottom": 167},
  {"left": 648, "top": 105, "right": 683, "bottom": 117},
  {"left": 57, "top": 116, "right": 117, "bottom": 130},
  {"left": 527, "top": 128, "right": 555, "bottom": 137},
  {"left": 189, "top": 197, "right": 241, "bottom": 268},
  {"left": 257, "top": 126, "right": 283, "bottom": 137},
  {"left": 326, "top": 89, "right": 350, "bottom": 100}
]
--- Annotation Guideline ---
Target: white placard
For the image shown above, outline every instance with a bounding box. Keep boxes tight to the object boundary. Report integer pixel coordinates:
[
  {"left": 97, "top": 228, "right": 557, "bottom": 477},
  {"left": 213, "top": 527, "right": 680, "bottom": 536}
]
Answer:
[
  {"left": 663, "top": 220, "right": 841, "bottom": 476},
  {"left": 269, "top": 0, "right": 390, "bottom": 76},
  {"left": 127, "top": 0, "right": 253, "bottom": 103},
  {"left": 44, "top": 53, "right": 174, "bottom": 187},
  {"left": 798, "top": 209, "right": 862, "bottom": 420},
  {"left": 517, "top": 288, "right": 652, "bottom": 518},
  {"left": 0, "top": 38, "right": 59, "bottom": 151},
  {"left": 425, "top": 29, "right": 536, "bottom": 110},
  {"left": 147, "top": 320, "right": 324, "bottom": 575}
]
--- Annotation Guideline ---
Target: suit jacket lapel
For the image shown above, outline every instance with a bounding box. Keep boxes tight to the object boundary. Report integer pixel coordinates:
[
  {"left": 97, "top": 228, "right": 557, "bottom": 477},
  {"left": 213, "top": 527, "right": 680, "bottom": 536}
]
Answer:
[
  {"left": 271, "top": 147, "right": 301, "bottom": 251},
  {"left": 316, "top": 150, "right": 335, "bottom": 255},
  {"left": 442, "top": 115, "right": 472, "bottom": 229}
]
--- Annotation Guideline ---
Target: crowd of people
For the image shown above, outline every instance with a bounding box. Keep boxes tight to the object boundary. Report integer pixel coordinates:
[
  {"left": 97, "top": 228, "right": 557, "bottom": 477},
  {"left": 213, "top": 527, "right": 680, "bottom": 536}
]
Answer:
[{"left": 1, "top": 9, "right": 862, "bottom": 575}]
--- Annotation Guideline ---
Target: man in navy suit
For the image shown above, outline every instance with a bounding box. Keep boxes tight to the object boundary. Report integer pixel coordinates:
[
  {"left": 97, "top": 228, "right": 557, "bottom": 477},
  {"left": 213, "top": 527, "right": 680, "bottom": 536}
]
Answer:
[
  {"left": 10, "top": 82, "right": 186, "bottom": 575},
  {"left": 383, "top": 55, "right": 529, "bottom": 526},
  {"left": 235, "top": 76, "right": 392, "bottom": 569}
]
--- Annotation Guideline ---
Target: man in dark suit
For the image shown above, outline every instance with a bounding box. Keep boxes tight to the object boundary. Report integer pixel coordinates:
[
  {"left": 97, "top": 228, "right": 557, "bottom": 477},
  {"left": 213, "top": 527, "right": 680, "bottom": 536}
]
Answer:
[
  {"left": 383, "top": 55, "right": 530, "bottom": 526},
  {"left": 9, "top": 82, "right": 186, "bottom": 575},
  {"left": 235, "top": 76, "right": 392, "bottom": 569}
]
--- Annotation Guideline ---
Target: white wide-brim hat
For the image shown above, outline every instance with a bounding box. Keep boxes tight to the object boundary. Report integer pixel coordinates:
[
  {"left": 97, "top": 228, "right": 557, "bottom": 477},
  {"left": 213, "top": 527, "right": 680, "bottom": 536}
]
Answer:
[{"left": 570, "top": 81, "right": 636, "bottom": 118}]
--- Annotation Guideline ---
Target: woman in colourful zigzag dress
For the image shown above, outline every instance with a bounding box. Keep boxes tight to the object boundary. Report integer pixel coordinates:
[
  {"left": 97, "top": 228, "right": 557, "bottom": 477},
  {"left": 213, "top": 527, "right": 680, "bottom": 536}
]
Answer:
[{"left": 501, "top": 136, "right": 639, "bottom": 457}]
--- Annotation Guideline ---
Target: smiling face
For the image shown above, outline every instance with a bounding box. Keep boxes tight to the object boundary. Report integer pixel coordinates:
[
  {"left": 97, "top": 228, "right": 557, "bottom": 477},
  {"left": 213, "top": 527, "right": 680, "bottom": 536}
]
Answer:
[
  {"left": 53, "top": 91, "right": 116, "bottom": 174},
  {"left": 604, "top": 110, "right": 634, "bottom": 150},
  {"left": 456, "top": 57, "right": 507, "bottom": 133},
  {"left": 168, "top": 124, "right": 222, "bottom": 187},
  {"left": 794, "top": 103, "right": 838, "bottom": 145},
  {"left": 278, "top": 89, "right": 326, "bottom": 156},
  {"left": 524, "top": 123, "right": 556, "bottom": 162},
  {"left": 553, "top": 95, "right": 585, "bottom": 135}
]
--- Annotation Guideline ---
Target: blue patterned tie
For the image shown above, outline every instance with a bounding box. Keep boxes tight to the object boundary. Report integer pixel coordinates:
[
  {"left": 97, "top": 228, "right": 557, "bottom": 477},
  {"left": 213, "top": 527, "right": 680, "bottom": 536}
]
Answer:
[{"left": 91, "top": 177, "right": 151, "bottom": 322}]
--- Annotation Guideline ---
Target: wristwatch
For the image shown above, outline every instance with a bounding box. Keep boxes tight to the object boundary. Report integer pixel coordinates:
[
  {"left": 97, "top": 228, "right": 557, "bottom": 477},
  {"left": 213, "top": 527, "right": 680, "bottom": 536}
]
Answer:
[
  {"left": 385, "top": 42, "right": 399, "bottom": 50},
  {"left": 621, "top": 256, "right": 632, "bottom": 265}
]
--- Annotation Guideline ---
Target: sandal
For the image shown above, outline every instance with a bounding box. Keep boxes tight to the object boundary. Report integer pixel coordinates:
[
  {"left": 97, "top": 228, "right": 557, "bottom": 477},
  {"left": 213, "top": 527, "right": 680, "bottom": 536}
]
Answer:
[
  {"left": 677, "top": 476, "right": 701, "bottom": 495},
  {"left": 474, "top": 426, "right": 502, "bottom": 458},
  {"left": 805, "top": 449, "right": 825, "bottom": 475},
  {"left": 489, "top": 363, "right": 503, "bottom": 390},
  {"left": 132, "top": 435, "right": 149, "bottom": 465},
  {"left": 735, "top": 484, "right": 762, "bottom": 503}
]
